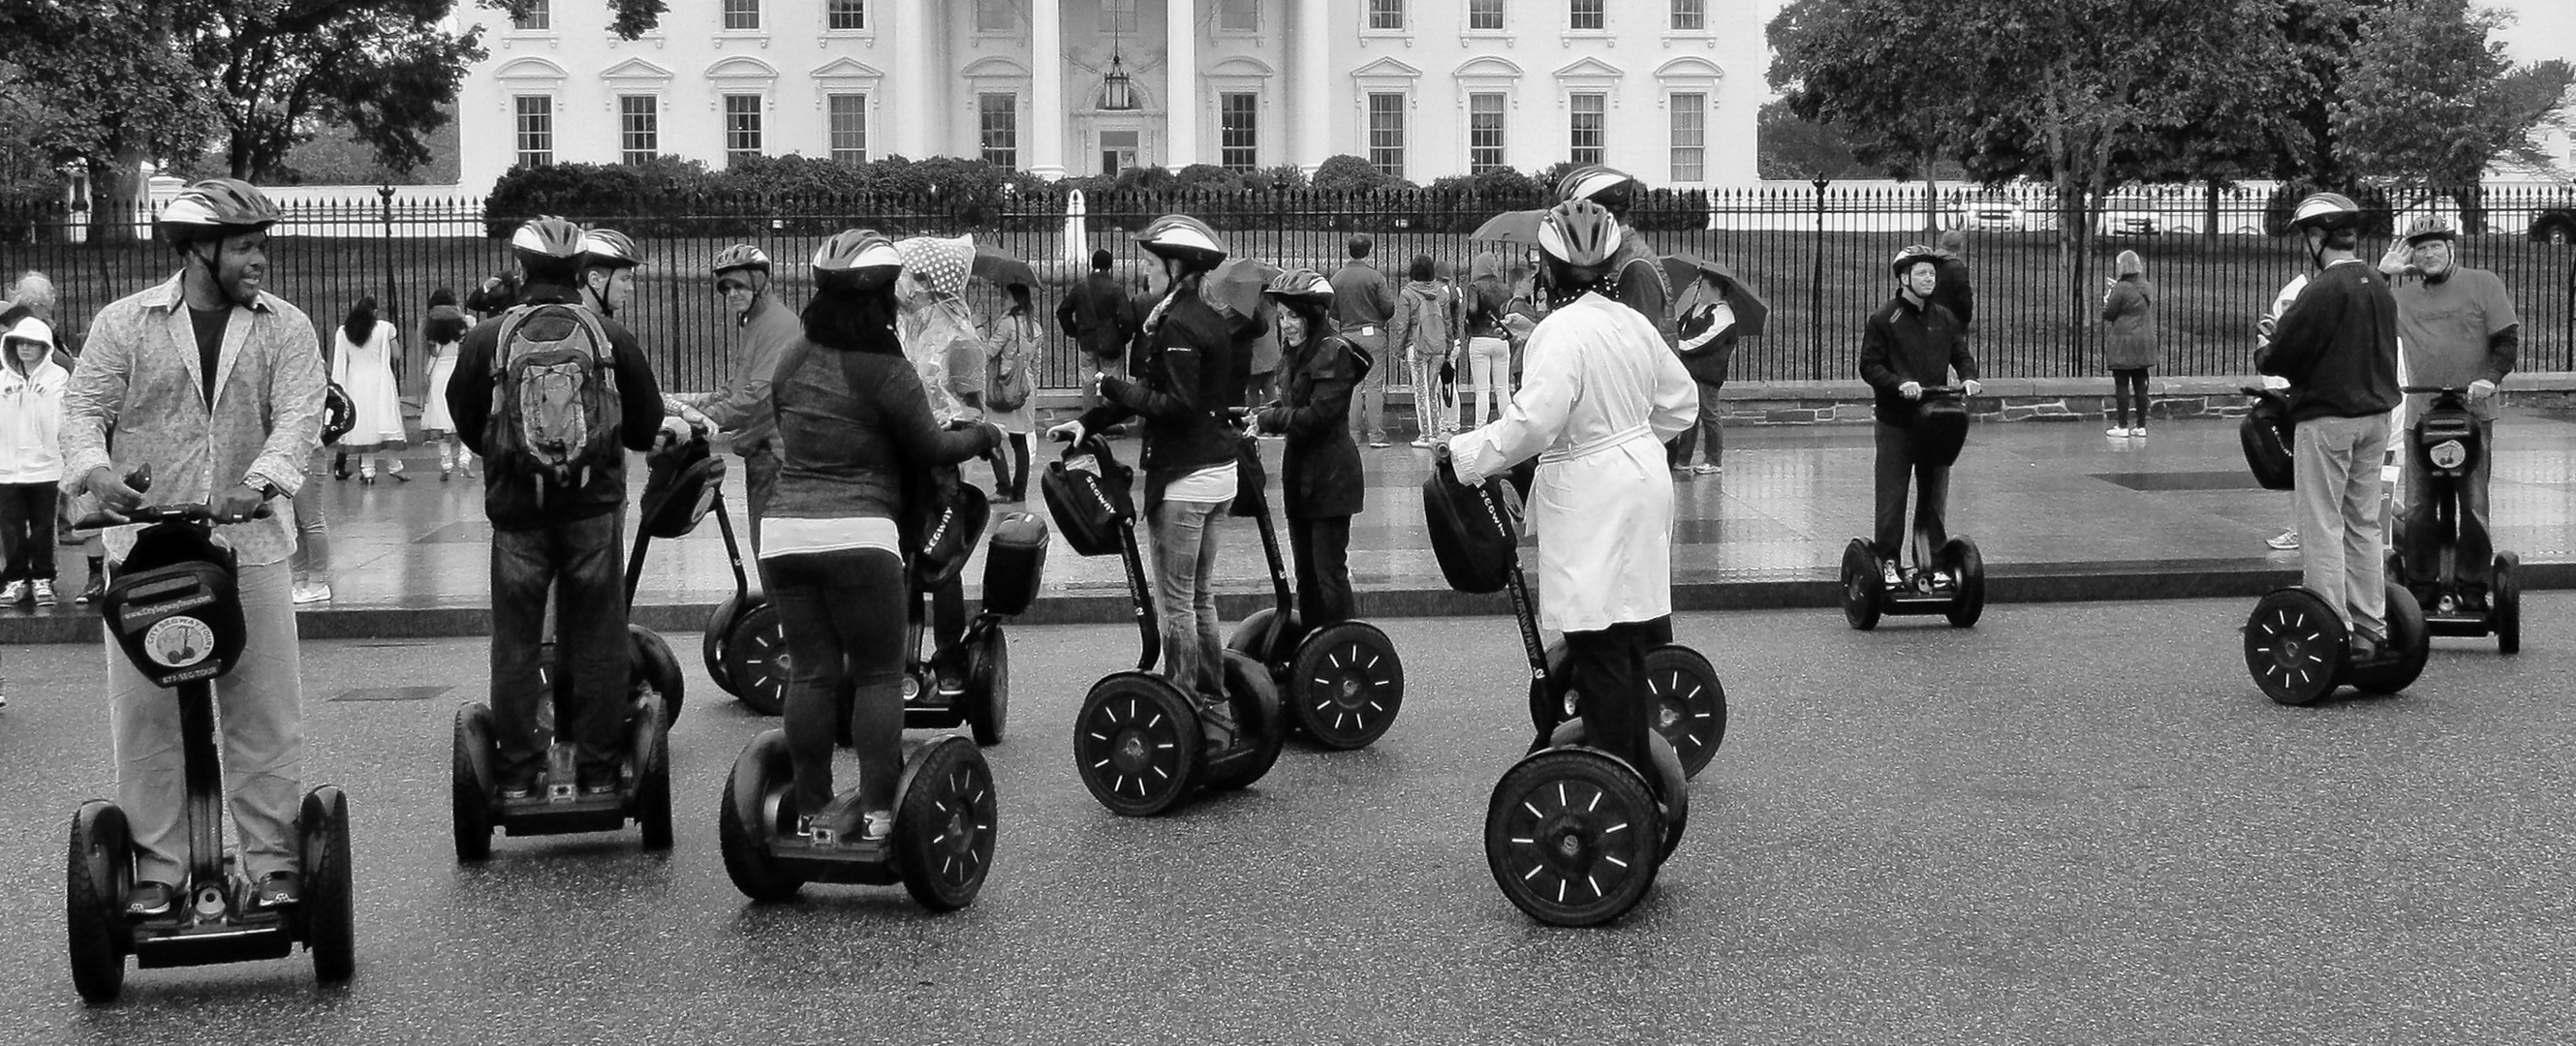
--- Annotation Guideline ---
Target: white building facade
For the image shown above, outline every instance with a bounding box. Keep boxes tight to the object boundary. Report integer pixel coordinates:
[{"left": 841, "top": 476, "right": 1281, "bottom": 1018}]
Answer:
[{"left": 455, "top": 0, "right": 1762, "bottom": 195}]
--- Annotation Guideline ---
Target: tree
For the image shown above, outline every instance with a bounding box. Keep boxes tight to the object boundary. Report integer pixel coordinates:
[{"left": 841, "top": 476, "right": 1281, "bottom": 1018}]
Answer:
[
  {"left": 480, "top": 0, "right": 667, "bottom": 40},
  {"left": 0, "top": 5, "right": 214, "bottom": 242},
  {"left": 2333, "top": 0, "right": 2575, "bottom": 193},
  {"left": 186, "top": 1, "right": 487, "bottom": 180},
  {"left": 1755, "top": 99, "right": 1877, "bottom": 181},
  {"left": 1768, "top": 0, "right": 1976, "bottom": 229}
]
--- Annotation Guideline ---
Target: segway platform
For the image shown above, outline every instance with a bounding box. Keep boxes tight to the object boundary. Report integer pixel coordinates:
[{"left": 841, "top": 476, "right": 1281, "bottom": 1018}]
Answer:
[{"left": 718, "top": 732, "right": 999, "bottom": 911}]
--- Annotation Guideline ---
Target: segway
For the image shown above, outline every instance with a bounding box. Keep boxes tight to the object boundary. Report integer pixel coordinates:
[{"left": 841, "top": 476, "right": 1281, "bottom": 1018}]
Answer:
[
  {"left": 1839, "top": 385, "right": 1985, "bottom": 631},
  {"left": 1423, "top": 459, "right": 1710, "bottom": 927},
  {"left": 1045, "top": 434, "right": 1287, "bottom": 816},
  {"left": 702, "top": 488, "right": 787, "bottom": 715},
  {"left": 67, "top": 501, "right": 355, "bottom": 1003},
  {"left": 894, "top": 476, "right": 1047, "bottom": 747},
  {"left": 715, "top": 725, "right": 998, "bottom": 910},
  {"left": 448, "top": 440, "right": 699, "bottom": 860},
  {"left": 2389, "top": 385, "right": 2519, "bottom": 654},
  {"left": 1221, "top": 424, "right": 1407, "bottom": 750}
]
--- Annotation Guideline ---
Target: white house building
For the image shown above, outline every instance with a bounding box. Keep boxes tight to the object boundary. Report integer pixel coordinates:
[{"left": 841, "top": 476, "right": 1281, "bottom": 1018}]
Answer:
[{"left": 454, "top": 0, "right": 1763, "bottom": 195}]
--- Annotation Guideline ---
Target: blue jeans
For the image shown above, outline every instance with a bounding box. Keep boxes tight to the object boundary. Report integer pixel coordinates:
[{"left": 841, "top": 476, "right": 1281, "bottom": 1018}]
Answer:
[
  {"left": 1150, "top": 496, "right": 1231, "bottom": 697},
  {"left": 489, "top": 512, "right": 630, "bottom": 784},
  {"left": 2293, "top": 413, "right": 2390, "bottom": 641},
  {"left": 764, "top": 545, "right": 908, "bottom": 819}
]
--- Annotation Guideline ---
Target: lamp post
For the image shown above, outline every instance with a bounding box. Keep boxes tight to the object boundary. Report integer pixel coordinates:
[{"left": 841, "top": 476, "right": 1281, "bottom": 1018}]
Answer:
[
  {"left": 1811, "top": 177, "right": 1829, "bottom": 381},
  {"left": 378, "top": 183, "right": 400, "bottom": 388}
]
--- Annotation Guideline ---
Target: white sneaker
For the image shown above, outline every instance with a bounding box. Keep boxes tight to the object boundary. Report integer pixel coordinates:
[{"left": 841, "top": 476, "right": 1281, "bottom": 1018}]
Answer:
[
  {"left": 1879, "top": 561, "right": 1904, "bottom": 586},
  {"left": 30, "top": 580, "right": 54, "bottom": 605},
  {"left": 0, "top": 580, "right": 24, "bottom": 604},
  {"left": 2129, "top": 426, "right": 2148, "bottom": 438},
  {"left": 2106, "top": 426, "right": 2130, "bottom": 438},
  {"left": 1411, "top": 438, "right": 1434, "bottom": 448},
  {"left": 292, "top": 582, "right": 332, "bottom": 604},
  {"left": 2266, "top": 530, "right": 2300, "bottom": 551}
]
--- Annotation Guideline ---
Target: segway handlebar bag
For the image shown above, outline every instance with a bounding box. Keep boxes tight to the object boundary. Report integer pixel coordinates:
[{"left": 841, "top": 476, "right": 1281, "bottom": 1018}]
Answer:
[
  {"left": 1041, "top": 440, "right": 1137, "bottom": 558},
  {"left": 102, "top": 523, "right": 248, "bottom": 688},
  {"left": 981, "top": 511, "right": 1051, "bottom": 617},
  {"left": 2239, "top": 386, "right": 2295, "bottom": 491},
  {"left": 637, "top": 437, "right": 726, "bottom": 539},
  {"left": 1422, "top": 458, "right": 1520, "bottom": 595},
  {"left": 910, "top": 476, "right": 990, "bottom": 590},
  {"left": 1911, "top": 396, "right": 1970, "bottom": 468},
  {"left": 2415, "top": 398, "right": 2481, "bottom": 477}
]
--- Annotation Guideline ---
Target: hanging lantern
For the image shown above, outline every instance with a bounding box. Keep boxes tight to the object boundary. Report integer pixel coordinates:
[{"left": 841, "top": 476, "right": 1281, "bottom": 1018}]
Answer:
[{"left": 1102, "top": 52, "right": 1137, "bottom": 111}]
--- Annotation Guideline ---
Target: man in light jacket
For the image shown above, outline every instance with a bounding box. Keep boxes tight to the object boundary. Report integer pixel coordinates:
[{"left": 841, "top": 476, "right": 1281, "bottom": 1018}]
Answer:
[
  {"left": 668, "top": 244, "right": 795, "bottom": 550},
  {"left": 60, "top": 178, "right": 326, "bottom": 917}
]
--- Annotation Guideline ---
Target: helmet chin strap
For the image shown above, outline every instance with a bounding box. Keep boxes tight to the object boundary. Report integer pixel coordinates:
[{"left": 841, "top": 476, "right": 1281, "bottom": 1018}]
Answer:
[{"left": 584, "top": 278, "right": 617, "bottom": 319}]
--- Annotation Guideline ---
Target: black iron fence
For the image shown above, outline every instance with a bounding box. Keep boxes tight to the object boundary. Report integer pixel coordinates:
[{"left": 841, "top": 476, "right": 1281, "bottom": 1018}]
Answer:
[{"left": 5, "top": 185, "right": 2570, "bottom": 395}]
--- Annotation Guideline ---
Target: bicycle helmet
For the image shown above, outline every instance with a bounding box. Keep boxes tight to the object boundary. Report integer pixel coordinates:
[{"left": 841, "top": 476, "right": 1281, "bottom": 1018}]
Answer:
[
  {"left": 1136, "top": 214, "right": 1227, "bottom": 271},
  {"left": 1536, "top": 199, "right": 1625, "bottom": 285},
  {"left": 510, "top": 216, "right": 586, "bottom": 264},
  {"left": 2290, "top": 192, "right": 2362, "bottom": 231},
  {"left": 711, "top": 243, "right": 772, "bottom": 276},
  {"left": 580, "top": 228, "right": 642, "bottom": 269},
  {"left": 1889, "top": 244, "right": 1942, "bottom": 276},
  {"left": 158, "top": 178, "right": 282, "bottom": 246},
  {"left": 2400, "top": 213, "right": 2457, "bottom": 245},
  {"left": 321, "top": 383, "right": 357, "bottom": 446},
  {"left": 1261, "top": 267, "right": 1336, "bottom": 310},
  {"left": 810, "top": 229, "right": 904, "bottom": 291},
  {"left": 1556, "top": 165, "right": 1639, "bottom": 207}
]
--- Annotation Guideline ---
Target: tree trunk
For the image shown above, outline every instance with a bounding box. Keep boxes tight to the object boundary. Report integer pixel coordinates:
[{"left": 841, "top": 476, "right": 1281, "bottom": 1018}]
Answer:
[
  {"left": 90, "top": 151, "right": 147, "bottom": 246},
  {"left": 2203, "top": 180, "right": 2221, "bottom": 248}
]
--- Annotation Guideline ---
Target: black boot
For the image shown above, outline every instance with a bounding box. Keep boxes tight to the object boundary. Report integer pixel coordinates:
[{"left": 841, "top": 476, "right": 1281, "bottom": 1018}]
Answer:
[{"left": 75, "top": 557, "right": 104, "bottom": 604}]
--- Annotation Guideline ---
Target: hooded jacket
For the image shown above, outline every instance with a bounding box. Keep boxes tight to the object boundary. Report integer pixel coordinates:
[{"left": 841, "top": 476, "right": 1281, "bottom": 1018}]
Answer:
[
  {"left": 0, "top": 354, "right": 68, "bottom": 483},
  {"left": 1256, "top": 322, "right": 1372, "bottom": 520}
]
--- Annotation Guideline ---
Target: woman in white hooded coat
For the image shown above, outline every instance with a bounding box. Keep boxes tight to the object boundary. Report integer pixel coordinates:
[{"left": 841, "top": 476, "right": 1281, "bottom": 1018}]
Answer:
[{"left": 1443, "top": 200, "right": 1696, "bottom": 779}]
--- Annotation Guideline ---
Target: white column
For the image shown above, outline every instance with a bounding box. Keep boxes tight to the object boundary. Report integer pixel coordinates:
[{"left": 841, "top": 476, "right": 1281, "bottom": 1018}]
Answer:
[
  {"left": 893, "top": 0, "right": 932, "bottom": 158},
  {"left": 1164, "top": 0, "right": 1198, "bottom": 167},
  {"left": 1296, "top": 0, "right": 1331, "bottom": 173},
  {"left": 1030, "top": 0, "right": 1067, "bottom": 178}
]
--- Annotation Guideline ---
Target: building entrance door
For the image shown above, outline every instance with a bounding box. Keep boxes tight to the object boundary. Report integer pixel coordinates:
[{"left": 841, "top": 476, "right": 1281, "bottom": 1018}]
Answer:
[{"left": 1101, "top": 130, "right": 1139, "bottom": 175}]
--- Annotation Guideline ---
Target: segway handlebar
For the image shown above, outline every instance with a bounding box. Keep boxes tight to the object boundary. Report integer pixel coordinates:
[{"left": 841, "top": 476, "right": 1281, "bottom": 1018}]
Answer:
[
  {"left": 1916, "top": 385, "right": 1969, "bottom": 399},
  {"left": 2399, "top": 385, "right": 2475, "bottom": 395},
  {"left": 75, "top": 504, "right": 273, "bottom": 530}
]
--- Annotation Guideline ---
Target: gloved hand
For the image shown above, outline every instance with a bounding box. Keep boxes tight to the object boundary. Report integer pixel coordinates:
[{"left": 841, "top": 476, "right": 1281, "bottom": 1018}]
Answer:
[
  {"left": 2468, "top": 379, "right": 2498, "bottom": 403},
  {"left": 1048, "top": 419, "right": 1087, "bottom": 445},
  {"left": 1899, "top": 381, "right": 1923, "bottom": 400},
  {"left": 1962, "top": 379, "right": 1984, "bottom": 397},
  {"left": 655, "top": 415, "right": 694, "bottom": 449},
  {"left": 2259, "top": 375, "right": 2291, "bottom": 392}
]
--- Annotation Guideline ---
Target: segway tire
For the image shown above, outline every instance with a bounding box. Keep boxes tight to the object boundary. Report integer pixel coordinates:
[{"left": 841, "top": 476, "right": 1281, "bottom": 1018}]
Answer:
[
  {"left": 1484, "top": 748, "right": 1664, "bottom": 927},
  {"left": 1225, "top": 607, "right": 1288, "bottom": 663},
  {"left": 703, "top": 595, "right": 742, "bottom": 697},
  {"left": 1541, "top": 721, "right": 1691, "bottom": 864},
  {"left": 2349, "top": 582, "right": 2430, "bottom": 695},
  {"left": 66, "top": 801, "right": 130, "bottom": 1005},
  {"left": 1841, "top": 538, "right": 1883, "bottom": 631},
  {"left": 723, "top": 601, "right": 788, "bottom": 717},
  {"left": 630, "top": 625, "right": 685, "bottom": 723},
  {"left": 2494, "top": 552, "right": 2520, "bottom": 655},
  {"left": 1942, "top": 537, "right": 1985, "bottom": 629},
  {"left": 718, "top": 730, "right": 806, "bottom": 902},
  {"left": 1287, "top": 620, "right": 1405, "bottom": 750},
  {"left": 965, "top": 628, "right": 1009, "bottom": 747},
  {"left": 2245, "top": 588, "right": 2348, "bottom": 706},
  {"left": 1073, "top": 673, "right": 1201, "bottom": 816},
  {"left": 450, "top": 704, "right": 495, "bottom": 862},
  {"left": 1642, "top": 644, "right": 1726, "bottom": 780},
  {"left": 634, "top": 696, "right": 673, "bottom": 850},
  {"left": 1203, "top": 651, "right": 1288, "bottom": 791},
  {"left": 299, "top": 786, "right": 356, "bottom": 984},
  {"left": 892, "top": 737, "right": 999, "bottom": 912}
]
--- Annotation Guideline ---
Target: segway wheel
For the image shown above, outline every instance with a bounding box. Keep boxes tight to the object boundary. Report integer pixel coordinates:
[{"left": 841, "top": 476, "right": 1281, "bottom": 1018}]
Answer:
[
  {"left": 630, "top": 625, "right": 686, "bottom": 724},
  {"left": 964, "top": 628, "right": 1009, "bottom": 747},
  {"left": 1204, "top": 651, "right": 1288, "bottom": 791},
  {"left": 1841, "top": 538, "right": 1883, "bottom": 631},
  {"left": 66, "top": 801, "right": 130, "bottom": 1005},
  {"left": 2493, "top": 552, "right": 2520, "bottom": 655},
  {"left": 717, "top": 730, "right": 806, "bottom": 902},
  {"left": 2348, "top": 582, "right": 2430, "bottom": 695},
  {"left": 1072, "top": 673, "right": 1200, "bottom": 816},
  {"left": 703, "top": 595, "right": 742, "bottom": 697},
  {"left": 299, "top": 786, "right": 356, "bottom": 984},
  {"left": 723, "top": 601, "right": 788, "bottom": 717},
  {"left": 1484, "top": 749, "right": 1664, "bottom": 927},
  {"left": 1287, "top": 621, "right": 1405, "bottom": 750},
  {"left": 1225, "top": 607, "right": 1290, "bottom": 664},
  {"left": 1643, "top": 645, "right": 1726, "bottom": 781},
  {"left": 1941, "top": 537, "right": 1985, "bottom": 629},
  {"left": 2245, "top": 589, "right": 2348, "bottom": 706},
  {"left": 633, "top": 695, "right": 674, "bottom": 850},
  {"left": 450, "top": 704, "right": 496, "bottom": 862},
  {"left": 892, "top": 737, "right": 1000, "bottom": 913},
  {"left": 1541, "top": 722, "right": 1691, "bottom": 864}
]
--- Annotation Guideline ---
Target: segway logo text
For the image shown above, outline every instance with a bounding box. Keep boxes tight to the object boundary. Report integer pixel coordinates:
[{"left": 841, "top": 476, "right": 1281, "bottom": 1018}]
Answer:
[
  {"left": 120, "top": 591, "right": 212, "bottom": 629},
  {"left": 2430, "top": 440, "right": 2467, "bottom": 471}
]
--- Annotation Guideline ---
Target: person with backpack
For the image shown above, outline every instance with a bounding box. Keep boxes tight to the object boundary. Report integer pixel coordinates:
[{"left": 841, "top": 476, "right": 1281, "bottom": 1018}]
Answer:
[
  {"left": 61, "top": 178, "right": 327, "bottom": 916},
  {"left": 445, "top": 216, "right": 677, "bottom": 801},
  {"left": 665, "top": 244, "right": 796, "bottom": 549},
  {"left": 1056, "top": 249, "right": 1133, "bottom": 412},
  {"left": 982, "top": 283, "right": 1040, "bottom": 503},
  {"left": 1389, "top": 255, "right": 1459, "bottom": 448},
  {"left": 1252, "top": 269, "right": 1370, "bottom": 631}
]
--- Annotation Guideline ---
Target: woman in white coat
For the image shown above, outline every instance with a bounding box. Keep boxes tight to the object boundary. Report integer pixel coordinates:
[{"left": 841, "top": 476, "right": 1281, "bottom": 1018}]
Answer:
[
  {"left": 1443, "top": 200, "right": 1696, "bottom": 780},
  {"left": 332, "top": 296, "right": 408, "bottom": 482}
]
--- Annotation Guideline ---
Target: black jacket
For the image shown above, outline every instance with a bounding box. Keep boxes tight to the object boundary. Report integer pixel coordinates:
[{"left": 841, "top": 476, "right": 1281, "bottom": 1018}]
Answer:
[
  {"left": 448, "top": 283, "right": 666, "bottom": 530},
  {"left": 1079, "top": 288, "right": 1249, "bottom": 509},
  {"left": 1931, "top": 256, "right": 1975, "bottom": 329},
  {"left": 1055, "top": 272, "right": 1133, "bottom": 359},
  {"left": 1858, "top": 294, "right": 1977, "bottom": 426},
  {"left": 1256, "top": 330, "right": 1371, "bottom": 520},
  {"left": 2256, "top": 260, "right": 2401, "bottom": 422},
  {"left": 767, "top": 338, "right": 996, "bottom": 521}
]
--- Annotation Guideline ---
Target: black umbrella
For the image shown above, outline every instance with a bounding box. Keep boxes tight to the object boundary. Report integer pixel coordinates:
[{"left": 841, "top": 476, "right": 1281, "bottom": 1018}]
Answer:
[
  {"left": 1660, "top": 253, "right": 1770, "bottom": 337},
  {"left": 1469, "top": 209, "right": 1548, "bottom": 245},
  {"left": 971, "top": 245, "right": 1039, "bottom": 289}
]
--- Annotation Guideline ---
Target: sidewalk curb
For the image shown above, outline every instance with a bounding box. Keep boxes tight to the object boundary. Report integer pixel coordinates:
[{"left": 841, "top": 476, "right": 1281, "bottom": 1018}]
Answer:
[{"left": 7, "top": 561, "right": 2566, "bottom": 644}]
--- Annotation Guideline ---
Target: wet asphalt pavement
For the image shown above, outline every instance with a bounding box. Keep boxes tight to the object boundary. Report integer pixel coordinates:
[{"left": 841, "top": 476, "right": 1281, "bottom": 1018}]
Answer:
[{"left": 2, "top": 598, "right": 2571, "bottom": 1045}]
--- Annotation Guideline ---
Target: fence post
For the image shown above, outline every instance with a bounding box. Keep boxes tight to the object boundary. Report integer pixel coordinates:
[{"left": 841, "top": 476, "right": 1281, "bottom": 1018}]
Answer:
[{"left": 1810, "top": 178, "right": 1828, "bottom": 382}]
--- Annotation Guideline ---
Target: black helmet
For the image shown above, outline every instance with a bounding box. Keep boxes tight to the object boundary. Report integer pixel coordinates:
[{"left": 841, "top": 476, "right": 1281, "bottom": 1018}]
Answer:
[
  {"left": 1889, "top": 244, "right": 1942, "bottom": 276},
  {"left": 1536, "top": 199, "right": 1624, "bottom": 286},
  {"left": 1262, "top": 267, "right": 1336, "bottom": 310},
  {"left": 321, "top": 384, "right": 356, "bottom": 446},
  {"left": 1136, "top": 214, "right": 1227, "bottom": 271},
  {"left": 159, "top": 178, "right": 283, "bottom": 246},
  {"left": 810, "top": 229, "right": 904, "bottom": 292},
  {"left": 2290, "top": 192, "right": 2363, "bottom": 231},
  {"left": 511, "top": 216, "right": 585, "bottom": 266}
]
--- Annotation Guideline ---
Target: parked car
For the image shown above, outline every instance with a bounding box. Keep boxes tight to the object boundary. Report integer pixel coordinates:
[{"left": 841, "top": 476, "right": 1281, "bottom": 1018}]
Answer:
[
  {"left": 2095, "top": 193, "right": 2161, "bottom": 236},
  {"left": 1945, "top": 192, "right": 2027, "bottom": 231}
]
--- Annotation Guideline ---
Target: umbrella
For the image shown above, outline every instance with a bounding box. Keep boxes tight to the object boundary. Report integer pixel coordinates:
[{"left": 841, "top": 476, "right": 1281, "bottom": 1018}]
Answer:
[
  {"left": 972, "top": 245, "right": 1039, "bottom": 290},
  {"left": 1203, "top": 257, "right": 1284, "bottom": 321},
  {"left": 1469, "top": 209, "right": 1548, "bottom": 245},
  {"left": 1660, "top": 252, "right": 1771, "bottom": 337}
]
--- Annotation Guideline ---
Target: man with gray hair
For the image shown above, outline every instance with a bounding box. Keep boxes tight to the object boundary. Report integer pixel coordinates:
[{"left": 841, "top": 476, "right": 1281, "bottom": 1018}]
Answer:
[{"left": 6, "top": 271, "right": 79, "bottom": 367}]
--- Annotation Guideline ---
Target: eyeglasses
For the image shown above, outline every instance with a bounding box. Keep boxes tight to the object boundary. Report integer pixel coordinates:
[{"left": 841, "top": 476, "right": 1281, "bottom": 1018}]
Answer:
[{"left": 716, "top": 280, "right": 753, "bottom": 293}]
